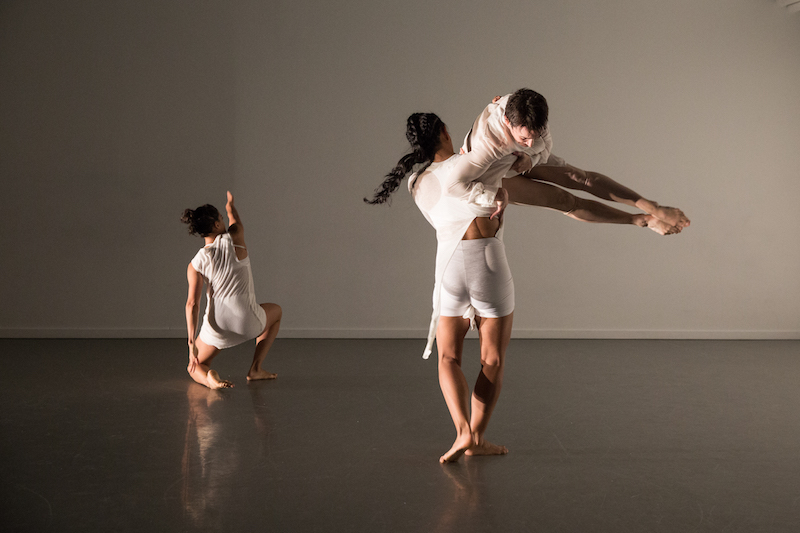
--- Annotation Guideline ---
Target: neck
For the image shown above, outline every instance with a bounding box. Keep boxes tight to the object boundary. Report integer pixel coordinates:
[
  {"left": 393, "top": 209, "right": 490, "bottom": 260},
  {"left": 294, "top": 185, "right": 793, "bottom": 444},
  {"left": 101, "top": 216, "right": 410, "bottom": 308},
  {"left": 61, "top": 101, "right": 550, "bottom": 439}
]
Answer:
[
  {"left": 203, "top": 230, "right": 225, "bottom": 245},
  {"left": 433, "top": 145, "right": 455, "bottom": 163}
]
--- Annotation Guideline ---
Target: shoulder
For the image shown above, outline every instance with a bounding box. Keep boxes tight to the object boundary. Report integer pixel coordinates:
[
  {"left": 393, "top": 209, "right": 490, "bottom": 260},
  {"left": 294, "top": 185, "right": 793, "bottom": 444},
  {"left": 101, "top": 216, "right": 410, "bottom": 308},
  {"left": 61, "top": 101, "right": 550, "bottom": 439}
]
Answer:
[{"left": 190, "top": 246, "right": 210, "bottom": 270}]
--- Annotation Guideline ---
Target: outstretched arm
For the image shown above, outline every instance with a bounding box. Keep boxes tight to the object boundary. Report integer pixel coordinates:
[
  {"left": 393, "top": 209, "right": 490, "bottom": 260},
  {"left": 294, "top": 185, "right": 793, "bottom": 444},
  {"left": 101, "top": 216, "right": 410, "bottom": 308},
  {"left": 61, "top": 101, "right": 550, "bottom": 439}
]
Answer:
[
  {"left": 225, "top": 191, "right": 248, "bottom": 254},
  {"left": 501, "top": 176, "right": 679, "bottom": 235},
  {"left": 523, "top": 163, "right": 690, "bottom": 229},
  {"left": 225, "top": 190, "right": 242, "bottom": 230}
]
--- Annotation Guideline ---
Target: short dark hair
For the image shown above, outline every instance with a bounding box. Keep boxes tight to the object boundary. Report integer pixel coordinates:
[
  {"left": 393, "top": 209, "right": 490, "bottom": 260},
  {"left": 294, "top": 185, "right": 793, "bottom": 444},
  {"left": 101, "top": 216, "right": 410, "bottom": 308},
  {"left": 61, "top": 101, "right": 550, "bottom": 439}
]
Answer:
[{"left": 505, "top": 88, "right": 548, "bottom": 135}]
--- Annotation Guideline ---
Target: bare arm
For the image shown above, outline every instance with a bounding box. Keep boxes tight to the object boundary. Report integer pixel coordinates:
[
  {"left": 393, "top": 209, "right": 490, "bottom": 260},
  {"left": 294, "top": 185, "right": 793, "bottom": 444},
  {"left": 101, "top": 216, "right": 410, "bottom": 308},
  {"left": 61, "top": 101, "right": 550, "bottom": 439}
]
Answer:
[
  {"left": 225, "top": 191, "right": 248, "bottom": 257},
  {"left": 186, "top": 264, "right": 204, "bottom": 370}
]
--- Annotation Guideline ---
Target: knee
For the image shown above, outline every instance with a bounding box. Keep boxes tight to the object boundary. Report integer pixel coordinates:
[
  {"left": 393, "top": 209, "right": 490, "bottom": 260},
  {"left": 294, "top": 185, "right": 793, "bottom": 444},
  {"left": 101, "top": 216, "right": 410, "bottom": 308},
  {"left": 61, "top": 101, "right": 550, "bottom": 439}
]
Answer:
[
  {"left": 439, "top": 351, "right": 462, "bottom": 368},
  {"left": 567, "top": 168, "right": 591, "bottom": 187},
  {"left": 480, "top": 353, "right": 504, "bottom": 374},
  {"left": 266, "top": 303, "right": 282, "bottom": 323}
]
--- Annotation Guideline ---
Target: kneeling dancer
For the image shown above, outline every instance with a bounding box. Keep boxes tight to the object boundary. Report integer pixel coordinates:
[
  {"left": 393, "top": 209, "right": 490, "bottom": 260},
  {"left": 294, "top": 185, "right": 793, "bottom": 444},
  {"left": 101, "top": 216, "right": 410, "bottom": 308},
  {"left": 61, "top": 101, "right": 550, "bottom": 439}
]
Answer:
[{"left": 182, "top": 191, "right": 282, "bottom": 389}]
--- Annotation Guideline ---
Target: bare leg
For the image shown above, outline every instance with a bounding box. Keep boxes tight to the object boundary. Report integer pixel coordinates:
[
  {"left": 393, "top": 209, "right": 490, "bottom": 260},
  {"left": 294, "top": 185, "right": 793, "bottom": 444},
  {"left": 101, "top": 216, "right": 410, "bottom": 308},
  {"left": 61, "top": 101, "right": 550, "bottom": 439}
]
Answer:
[
  {"left": 247, "top": 303, "right": 282, "bottom": 381},
  {"left": 187, "top": 338, "right": 234, "bottom": 389},
  {"left": 465, "top": 313, "right": 513, "bottom": 457},
  {"left": 568, "top": 199, "right": 680, "bottom": 236},
  {"left": 502, "top": 176, "right": 681, "bottom": 235},
  {"left": 522, "top": 164, "right": 690, "bottom": 229},
  {"left": 437, "top": 316, "right": 474, "bottom": 463}
]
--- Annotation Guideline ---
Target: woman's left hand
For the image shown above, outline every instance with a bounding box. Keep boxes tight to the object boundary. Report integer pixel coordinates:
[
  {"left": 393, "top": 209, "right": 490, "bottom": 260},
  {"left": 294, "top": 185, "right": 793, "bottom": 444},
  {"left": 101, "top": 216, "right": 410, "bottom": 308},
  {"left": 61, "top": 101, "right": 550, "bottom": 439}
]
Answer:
[{"left": 491, "top": 187, "right": 509, "bottom": 221}]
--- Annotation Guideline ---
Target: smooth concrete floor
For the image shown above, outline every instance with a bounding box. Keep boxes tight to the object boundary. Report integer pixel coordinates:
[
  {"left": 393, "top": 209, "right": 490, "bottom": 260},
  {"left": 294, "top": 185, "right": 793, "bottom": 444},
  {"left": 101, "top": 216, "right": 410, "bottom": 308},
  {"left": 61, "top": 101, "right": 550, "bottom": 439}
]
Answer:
[{"left": 2, "top": 338, "right": 800, "bottom": 532}]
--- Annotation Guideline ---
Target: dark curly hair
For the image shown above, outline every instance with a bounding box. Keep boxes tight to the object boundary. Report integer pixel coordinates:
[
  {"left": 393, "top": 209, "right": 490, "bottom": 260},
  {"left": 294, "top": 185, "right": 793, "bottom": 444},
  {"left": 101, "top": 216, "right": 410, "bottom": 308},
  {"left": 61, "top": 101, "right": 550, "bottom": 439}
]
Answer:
[
  {"left": 181, "top": 204, "right": 220, "bottom": 237},
  {"left": 505, "top": 88, "right": 549, "bottom": 136},
  {"left": 364, "top": 113, "right": 445, "bottom": 205}
]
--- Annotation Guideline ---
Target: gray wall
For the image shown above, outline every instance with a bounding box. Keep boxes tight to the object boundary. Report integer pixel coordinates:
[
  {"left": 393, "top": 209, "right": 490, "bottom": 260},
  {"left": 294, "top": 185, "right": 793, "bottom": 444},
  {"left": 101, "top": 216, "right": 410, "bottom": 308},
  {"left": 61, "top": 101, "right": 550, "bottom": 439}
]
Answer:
[{"left": 2, "top": 0, "right": 799, "bottom": 339}]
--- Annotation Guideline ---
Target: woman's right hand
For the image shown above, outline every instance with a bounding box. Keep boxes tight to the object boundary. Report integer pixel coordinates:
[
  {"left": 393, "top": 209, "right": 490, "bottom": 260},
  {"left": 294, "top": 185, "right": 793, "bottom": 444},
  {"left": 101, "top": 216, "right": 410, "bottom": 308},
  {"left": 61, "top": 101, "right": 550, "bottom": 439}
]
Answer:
[
  {"left": 490, "top": 187, "right": 509, "bottom": 222},
  {"left": 188, "top": 343, "right": 199, "bottom": 373}
]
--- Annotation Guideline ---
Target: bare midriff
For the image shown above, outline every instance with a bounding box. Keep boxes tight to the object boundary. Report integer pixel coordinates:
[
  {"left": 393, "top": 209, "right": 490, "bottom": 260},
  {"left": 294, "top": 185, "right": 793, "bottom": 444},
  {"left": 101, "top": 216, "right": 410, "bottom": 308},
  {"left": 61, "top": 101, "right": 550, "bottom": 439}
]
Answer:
[{"left": 462, "top": 216, "right": 500, "bottom": 240}]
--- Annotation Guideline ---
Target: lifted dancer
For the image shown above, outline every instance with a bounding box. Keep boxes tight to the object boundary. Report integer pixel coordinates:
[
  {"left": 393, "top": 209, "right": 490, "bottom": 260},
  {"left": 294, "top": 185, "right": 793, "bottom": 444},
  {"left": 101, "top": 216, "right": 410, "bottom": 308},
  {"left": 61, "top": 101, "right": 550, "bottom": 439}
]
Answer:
[
  {"left": 182, "top": 192, "right": 282, "bottom": 389},
  {"left": 458, "top": 89, "right": 690, "bottom": 234}
]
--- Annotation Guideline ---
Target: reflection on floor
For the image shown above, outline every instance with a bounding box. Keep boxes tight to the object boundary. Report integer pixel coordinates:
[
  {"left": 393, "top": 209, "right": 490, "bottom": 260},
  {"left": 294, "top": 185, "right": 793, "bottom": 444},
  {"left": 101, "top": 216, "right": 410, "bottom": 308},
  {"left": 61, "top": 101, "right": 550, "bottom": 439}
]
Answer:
[{"left": 2, "top": 338, "right": 800, "bottom": 532}]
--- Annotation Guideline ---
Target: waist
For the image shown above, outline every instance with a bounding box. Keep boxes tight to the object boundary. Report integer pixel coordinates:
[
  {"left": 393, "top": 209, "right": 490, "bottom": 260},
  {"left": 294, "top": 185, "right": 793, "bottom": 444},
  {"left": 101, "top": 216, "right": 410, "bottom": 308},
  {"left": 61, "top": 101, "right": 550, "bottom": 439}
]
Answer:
[{"left": 462, "top": 216, "right": 500, "bottom": 240}]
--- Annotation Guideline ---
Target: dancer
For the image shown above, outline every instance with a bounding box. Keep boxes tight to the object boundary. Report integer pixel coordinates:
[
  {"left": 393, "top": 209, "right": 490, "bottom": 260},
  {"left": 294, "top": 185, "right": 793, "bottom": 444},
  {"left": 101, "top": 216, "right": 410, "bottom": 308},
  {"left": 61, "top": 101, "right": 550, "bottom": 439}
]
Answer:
[
  {"left": 182, "top": 191, "right": 282, "bottom": 389},
  {"left": 457, "top": 89, "right": 690, "bottom": 235},
  {"left": 366, "top": 114, "right": 661, "bottom": 463}
]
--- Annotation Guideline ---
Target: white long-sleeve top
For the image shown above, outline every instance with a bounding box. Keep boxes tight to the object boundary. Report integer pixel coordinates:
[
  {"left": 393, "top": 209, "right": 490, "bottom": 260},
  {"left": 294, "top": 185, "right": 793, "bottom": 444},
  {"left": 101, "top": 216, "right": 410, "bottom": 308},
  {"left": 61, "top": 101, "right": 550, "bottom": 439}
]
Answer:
[
  {"left": 409, "top": 153, "right": 505, "bottom": 359},
  {"left": 458, "top": 94, "right": 564, "bottom": 182}
]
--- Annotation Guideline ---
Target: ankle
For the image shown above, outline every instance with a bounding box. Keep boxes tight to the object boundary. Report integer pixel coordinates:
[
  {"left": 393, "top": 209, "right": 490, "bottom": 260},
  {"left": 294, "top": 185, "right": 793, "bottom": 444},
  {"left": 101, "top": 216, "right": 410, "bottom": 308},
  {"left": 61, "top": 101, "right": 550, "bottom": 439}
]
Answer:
[
  {"left": 455, "top": 423, "right": 472, "bottom": 437},
  {"left": 634, "top": 198, "right": 657, "bottom": 214},
  {"left": 632, "top": 214, "right": 649, "bottom": 228}
]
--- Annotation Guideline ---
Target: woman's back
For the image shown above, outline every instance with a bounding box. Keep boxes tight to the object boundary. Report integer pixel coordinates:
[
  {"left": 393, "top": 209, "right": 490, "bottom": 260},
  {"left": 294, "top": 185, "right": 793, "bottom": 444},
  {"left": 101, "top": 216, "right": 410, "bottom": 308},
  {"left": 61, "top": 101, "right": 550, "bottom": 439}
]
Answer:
[
  {"left": 410, "top": 155, "right": 499, "bottom": 242},
  {"left": 191, "top": 232, "right": 265, "bottom": 348}
]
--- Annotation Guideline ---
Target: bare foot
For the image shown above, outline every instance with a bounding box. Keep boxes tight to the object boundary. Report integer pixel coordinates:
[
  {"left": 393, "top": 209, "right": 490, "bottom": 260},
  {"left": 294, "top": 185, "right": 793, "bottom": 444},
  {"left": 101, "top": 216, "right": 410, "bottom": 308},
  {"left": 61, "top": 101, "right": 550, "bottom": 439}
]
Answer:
[
  {"left": 465, "top": 439, "right": 508, "bottom": 457},
  {"left": 206, "top": 369, "right": 234, "bottom": 389},
  {"left": 440, "top": 433, "right": 474, "bottom": 464},
  {"left": 247, "top": 369, "right": 277, "bottom": 381},
  {"left": 653, "top": 205, "right": 690, "bottom": 229},
  {"left": 643, "top": 215, "right": 680, "bottom": 236}
]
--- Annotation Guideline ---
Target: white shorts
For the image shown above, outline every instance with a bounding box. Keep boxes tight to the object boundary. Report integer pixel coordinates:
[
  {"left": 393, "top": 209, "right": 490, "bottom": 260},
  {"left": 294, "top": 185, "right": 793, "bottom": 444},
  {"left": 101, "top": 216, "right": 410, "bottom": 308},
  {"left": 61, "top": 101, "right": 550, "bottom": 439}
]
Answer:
[{"left": 440, "top": 238, "right": 514, "bottom": 319}]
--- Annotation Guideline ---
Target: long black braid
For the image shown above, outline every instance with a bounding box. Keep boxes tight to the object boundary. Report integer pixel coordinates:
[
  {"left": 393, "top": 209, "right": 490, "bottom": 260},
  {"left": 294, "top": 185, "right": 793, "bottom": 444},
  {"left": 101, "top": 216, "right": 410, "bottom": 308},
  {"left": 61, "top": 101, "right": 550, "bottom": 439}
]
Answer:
[{"left": 364, "top": 113, "right": 445, "bottom": 205}]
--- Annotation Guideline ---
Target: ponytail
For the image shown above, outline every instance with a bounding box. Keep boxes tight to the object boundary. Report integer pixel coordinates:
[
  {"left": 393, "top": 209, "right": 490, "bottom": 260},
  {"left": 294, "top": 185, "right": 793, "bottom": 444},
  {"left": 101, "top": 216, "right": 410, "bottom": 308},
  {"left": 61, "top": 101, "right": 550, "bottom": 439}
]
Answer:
[{"left": 364, "top": 113, "right": 444, "bottom": 205}]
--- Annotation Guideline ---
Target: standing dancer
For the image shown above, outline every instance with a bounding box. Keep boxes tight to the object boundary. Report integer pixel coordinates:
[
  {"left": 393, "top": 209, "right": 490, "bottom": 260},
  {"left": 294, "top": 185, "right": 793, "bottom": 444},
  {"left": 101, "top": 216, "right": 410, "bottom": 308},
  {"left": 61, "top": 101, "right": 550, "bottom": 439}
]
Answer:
[
  {"left": 458, "top": 88, "right": 691, "bottom": 234},
  {"left": 182, "top": 191, "right": 282, "bottom": 389},
  {"left": 366, "top": 114, "right": 661, "bottom": 463}
]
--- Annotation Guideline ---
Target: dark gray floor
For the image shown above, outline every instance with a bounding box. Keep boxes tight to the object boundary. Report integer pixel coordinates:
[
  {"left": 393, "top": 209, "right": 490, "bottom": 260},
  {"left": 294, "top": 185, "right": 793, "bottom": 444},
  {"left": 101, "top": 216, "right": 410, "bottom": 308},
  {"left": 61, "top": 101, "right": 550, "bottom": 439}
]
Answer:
[{"left": 2, "top": 338, "right": 800, "bottom": 532}]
